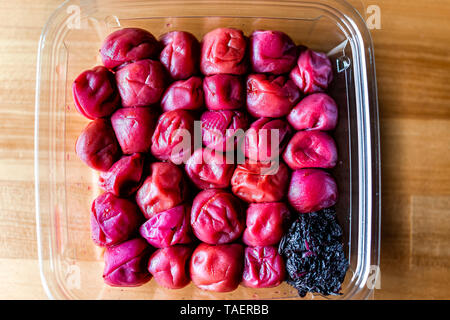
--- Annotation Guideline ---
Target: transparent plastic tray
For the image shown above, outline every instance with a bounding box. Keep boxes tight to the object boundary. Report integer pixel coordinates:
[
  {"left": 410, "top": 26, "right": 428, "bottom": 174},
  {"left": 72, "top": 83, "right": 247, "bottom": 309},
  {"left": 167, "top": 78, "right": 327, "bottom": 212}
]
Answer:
[{"left": 35, "top": 0, "right": 381, "bottom": 299}]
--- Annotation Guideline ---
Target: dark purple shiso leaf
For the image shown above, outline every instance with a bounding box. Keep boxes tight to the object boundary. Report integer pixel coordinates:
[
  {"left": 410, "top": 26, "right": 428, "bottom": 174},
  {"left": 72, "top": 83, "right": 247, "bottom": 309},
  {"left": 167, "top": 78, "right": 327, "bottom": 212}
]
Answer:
[{"left": 278, "top": 208, "right": 349, "bottom": 297}]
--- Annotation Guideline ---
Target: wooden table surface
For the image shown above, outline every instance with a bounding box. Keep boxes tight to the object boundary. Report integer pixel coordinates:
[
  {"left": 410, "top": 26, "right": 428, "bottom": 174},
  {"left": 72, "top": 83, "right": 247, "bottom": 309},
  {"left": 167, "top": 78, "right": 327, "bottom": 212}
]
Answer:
[{"left": 0, "top": 0, "right": 449, "bottom": 300}]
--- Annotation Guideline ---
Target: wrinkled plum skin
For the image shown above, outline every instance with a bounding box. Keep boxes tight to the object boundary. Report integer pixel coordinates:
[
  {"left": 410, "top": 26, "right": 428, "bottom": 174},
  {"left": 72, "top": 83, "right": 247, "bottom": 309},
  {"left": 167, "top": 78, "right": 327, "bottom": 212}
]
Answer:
[
  {"left": 103, "top": 238, "right": 152, "bottom": 287},
  {"left": 75, "top": 118, "right": 121, "bottom": 172},
  {"left": 151, "top": 110, "right": 195, "bottom": 164},
  {"left": 115, "top": 59, "right": 166, "bottom": 107},
  {"left": 242, "top": 246, "right": 286, "bottom": 288},
  {"left": 139, "top": 204, "right": 192, "bottom": 248},
  {"left": 201, "top": 110, "right": 248, "bottom": 152},
  {"left": 243, "top": 202, "right": 291, "bottom": 246},
  {"left": 100, "top": 28, "right": 159, "bottom": 69},
  {"left": 148, "top": 245, "right": 193, "bottom": 289},
  {"left": 185, "top": 148, "right": 235, "bottom": 189},
  {"left": 244, "top": 118, "right": 292, "bottom": 162},
  {"left": 98, "top": 153, "right": 145, "bottom": 197},
  {"left": 191, "top": 189, "right": 244, "bottom": 244},
  {"left": 160, "top": 31, "right": 200, "bottom": 80},
  {"left": 190, "top": 243, "right": 244, "bottom": 292},
  {"left": 72, "top": 66, "right": 120, "bottom": 120},
  {"left": 290, "top": 49, "right": 333, "bottom": 94},
  {"left": 91, "top": 192, "right": 143, "bottom": 247},
  {"left": 203, "top": 74, "right": 245, "bottom": 110},
  {"left": 111, "top": 107, "right": 158, "bottom": 154},
  {"left": 250, "top": 30, "right": 297, "bottom": 75},
  {"left": 287, "top": 93, "right": 338, "bottom": 131},
  {"left": 283, "top": 131, "right": 338, "bottom": 170},
  {"left": 231, "top": 160, "right": 290, "bottom": 203},
  {"left": 135, "top": 162, "right": 188, "bottom": 219},
  {"left": 288, "top": 169, "right": 338, "bottom": 214},
  {"left": 200, "top": 28, "right": 248, "bottom": 76},
  {"left": 161, "top": 76, "right": 204, "bottom": 112},
  {"left": 246, "top": 74, "right": 300, "bottom": 118}
]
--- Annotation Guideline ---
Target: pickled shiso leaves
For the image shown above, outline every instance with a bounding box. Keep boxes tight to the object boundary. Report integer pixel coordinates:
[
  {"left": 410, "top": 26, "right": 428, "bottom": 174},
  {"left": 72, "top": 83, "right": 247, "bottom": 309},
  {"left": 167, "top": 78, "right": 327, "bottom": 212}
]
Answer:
[{"left": 278, "top": 208, "right": 349, "bottom": 297}]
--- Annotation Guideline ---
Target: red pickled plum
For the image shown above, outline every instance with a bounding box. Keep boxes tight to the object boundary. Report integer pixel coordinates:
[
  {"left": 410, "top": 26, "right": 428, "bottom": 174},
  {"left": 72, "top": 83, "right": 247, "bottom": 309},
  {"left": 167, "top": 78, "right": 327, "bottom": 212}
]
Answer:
[
  {"left": 288, "top": 169, "right": 338, "bottom": 214},
  {"left": 100, "top": 28, "right": 159, "bottom": 69},
  {"left": 287, "top": 93, "right": 338, "bottom": 131},
  {"left": 190, "top": 243, "right": 244, "bottom": 292},
  {"left": 231, "top": 160, "right": 290, "bottom": 203},
  {"left": 242, "top": 246, "right": 285, "bottom": 288},
  {"left": 200, "top": 28, "right": 248, "bottom": 76},
  {"left": 111, "top": 107, "right": 157, "bottom": 154},
  {"left": 250, "top": 30, "right": 297, "bottom": 74},
  {"left": 103, "top": 238, "right": 152, "bottom": 287},
  {"left": 161, "top": 76, "right": 204, "bottom": 112},
  {"left": 283, "top": 131, "right": 337, "bottom": 170},
  {"left": 243, "top": 202, "right": 291, "bottom": 247},
  {"left": 160, "top": 31, "right": 200, "bottom": 80},
  {"left": 75, "top": 118, "right": 121, "bottom": 172},
  {"left": 244, "top": 117, "right": 292, "bottom": 162},
  {"left": 151, "top": 110, "right": 194, "bottom": 164},
  {"left": 91, "top": 192, "right": 143, "bottom": 247},
  {"left": 98, "top": 153, "right": 145, "bottom": 197},
  {"left": 185, "top": 148, "right": 235, "bottom": 189},
  {"left": 191, "top": 189, "right": 244, "bottom": 244},
  {"left": 148, "top": 245, "right": 193, "bottom": 289},
  {"left": 72, "top": 66, "right": 119, "bottom": 119},
  {"left": 246, "top": 74, "right": 300, "bottom": 118},
  {"left": 201, "top": 110, "right": 248, "bottom": 152},
  {"left": 290, "top": 49, "right": 333, "bottom": 94},
  {"left": 115, "top": 59, "right": 166, "bottom": 107},
  {"left": 203, "top": 74, "right": 245, "bottom": 110},
  {"left": 135, "top": 162, "right": 187, "bottom": 219},
  {"left": 139, "top": 204, "right": 192, "bottom": 248},
  {"left": 73, "top": 27, "right": 348, "bottom": 292}
]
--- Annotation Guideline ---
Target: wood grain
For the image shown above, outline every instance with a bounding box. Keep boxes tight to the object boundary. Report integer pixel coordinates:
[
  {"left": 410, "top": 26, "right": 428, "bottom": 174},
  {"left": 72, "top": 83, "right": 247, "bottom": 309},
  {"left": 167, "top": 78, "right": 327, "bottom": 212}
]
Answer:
[{"left": 0, "top": 0, "right": 449, "bottom": 299}]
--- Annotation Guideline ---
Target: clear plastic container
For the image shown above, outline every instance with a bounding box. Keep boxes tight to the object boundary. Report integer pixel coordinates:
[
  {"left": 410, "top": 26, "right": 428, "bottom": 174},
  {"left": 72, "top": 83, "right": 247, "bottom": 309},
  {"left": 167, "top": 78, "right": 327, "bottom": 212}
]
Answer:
[{"left": 35, "top": 0, "right": 381, "bottom": 300}]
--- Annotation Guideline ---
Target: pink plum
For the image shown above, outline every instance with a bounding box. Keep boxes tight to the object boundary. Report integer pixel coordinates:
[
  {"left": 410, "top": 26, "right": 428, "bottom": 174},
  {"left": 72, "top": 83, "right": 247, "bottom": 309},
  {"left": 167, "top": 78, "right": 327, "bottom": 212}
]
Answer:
[
  {"left": 161, "top": 76, "right": 204, "bottom": 112},
  {"left": 243, "top": 202, "right": 291, "bottom": 246},
  {"left": 100, "top": 28, "right": 159, "bottom": 69},
  {"left": 90, "top": 192, "right": 143, "bottom": 247},
  {"left": 243, "top": 117, "right": 292, "bottom": 162},
  {"left": 185, "top": 148, "right": 235, "bottom": 189},
  {"left": 246, "top": 74, "right": 300, "bottom": 118},
  {"left": 287, "top": 168, "right": 338, "bottom": 213},
  {"left": 203, "top": 74, "right": 245, "bottom": 110},
  {"left": 135, "top": 162, "right": 188, "bottom": 219},
  {"left": 103, "top": 238, "right": 152, "bottom": 287},
  {"left": 151, "top": 109, "right": 195, "bottom": 164},
  {"left": 231, "top": 160, "right": 290, "bottom": 203},
  {"left": 98, "top": 153, "right": 145, "bottom": 197},
  {"left": 283, "top": 130, "right": 338, "bottom": 170},
  {"left": 190, "top": 243, "right": 244, "bottom": 292},
  {"left": 148, "top": 245, "right": 193, "bottom": 289},
  {"left": 200, "top": 28, "right": 248, "bottom": 76},
  {"left": 115, "top": 59, "right": 166, "bottom": 107},
  {"left": 75, "top": 118, "right": 121, "bottom": 172},
  {"left": 159, "top": 31, "right": 200, "bottom": 80},
  {"left": 250, "top": 30, "right": 297, "bottom": 74},
  {"left": 242, "top": 246, "right": 285, "bottom": 288},
  {"left": 72, "top": 66, "right": 120, "bottom": 119},
  {"left": 110, "top": 107, "right": 158, "bottom": 154},
  {"left": 287, "top": 93, "right": 338, "bottom": 131},
  {"left": 290, "top": 49, "right": 333, "bottom": 94},
  {"left": 191, "top": 189, "right": 245, "bottom": 245},
  {"left": 201, "top": 110, "right": 248, "bottom": 152},
  {"left": 139, "top": 204, "right": 192, "bottom": 248}
]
